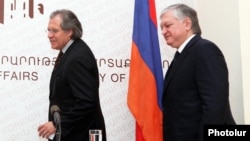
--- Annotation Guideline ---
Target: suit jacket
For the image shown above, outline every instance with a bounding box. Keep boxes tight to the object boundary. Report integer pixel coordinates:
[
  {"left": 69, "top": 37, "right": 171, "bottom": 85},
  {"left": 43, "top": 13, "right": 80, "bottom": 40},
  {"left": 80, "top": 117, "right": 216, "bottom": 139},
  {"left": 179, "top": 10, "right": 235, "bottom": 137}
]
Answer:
[
  {"left": 162, "top": 35, "right": 235, "bottom": 141},
  {"left": 48, "top": 39, "right": 106, "bottom": 141}
]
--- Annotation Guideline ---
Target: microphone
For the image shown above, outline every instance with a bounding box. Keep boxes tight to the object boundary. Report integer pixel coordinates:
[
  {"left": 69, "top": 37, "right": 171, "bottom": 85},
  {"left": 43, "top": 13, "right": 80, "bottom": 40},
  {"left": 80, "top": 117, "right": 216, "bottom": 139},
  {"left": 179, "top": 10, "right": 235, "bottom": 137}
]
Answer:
[{"left": 50, "top": 105, "right": 61, "bottom": 126}]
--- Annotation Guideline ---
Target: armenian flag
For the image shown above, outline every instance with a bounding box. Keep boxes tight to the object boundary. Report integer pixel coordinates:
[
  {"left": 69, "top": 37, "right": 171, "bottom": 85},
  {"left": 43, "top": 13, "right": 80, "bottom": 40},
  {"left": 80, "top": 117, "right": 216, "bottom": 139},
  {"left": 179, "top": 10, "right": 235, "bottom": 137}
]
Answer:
[{"left": 127, "top": 0, "right": 164, "bottom": 140}]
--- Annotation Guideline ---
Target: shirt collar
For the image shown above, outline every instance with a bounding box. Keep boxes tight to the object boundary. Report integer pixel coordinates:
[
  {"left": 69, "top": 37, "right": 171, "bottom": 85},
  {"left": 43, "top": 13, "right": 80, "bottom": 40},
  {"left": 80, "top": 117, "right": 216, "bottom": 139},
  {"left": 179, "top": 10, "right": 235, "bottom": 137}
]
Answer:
[
  {"left": 61, "top": 39, "right": 74, "bottom": 53},
  {"left": 177, "top": 34, "right": 196, "bottom": 53}
]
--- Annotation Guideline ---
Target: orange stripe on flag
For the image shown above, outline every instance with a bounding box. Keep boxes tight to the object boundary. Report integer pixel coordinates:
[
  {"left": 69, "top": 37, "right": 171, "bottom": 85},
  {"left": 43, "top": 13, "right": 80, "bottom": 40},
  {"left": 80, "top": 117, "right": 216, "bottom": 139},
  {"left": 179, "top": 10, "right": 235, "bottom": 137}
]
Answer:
[{"left": 128, "top": 42, "right": 163, "bottom": 141}]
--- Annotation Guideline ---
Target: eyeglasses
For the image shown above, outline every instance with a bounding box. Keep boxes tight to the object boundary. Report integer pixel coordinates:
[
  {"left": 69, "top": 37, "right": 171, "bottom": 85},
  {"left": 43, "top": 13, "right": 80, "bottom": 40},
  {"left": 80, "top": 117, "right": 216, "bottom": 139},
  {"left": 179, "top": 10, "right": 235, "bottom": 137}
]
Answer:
[{"left": 46, "top": 29, "right": 60, "bottom": 34}]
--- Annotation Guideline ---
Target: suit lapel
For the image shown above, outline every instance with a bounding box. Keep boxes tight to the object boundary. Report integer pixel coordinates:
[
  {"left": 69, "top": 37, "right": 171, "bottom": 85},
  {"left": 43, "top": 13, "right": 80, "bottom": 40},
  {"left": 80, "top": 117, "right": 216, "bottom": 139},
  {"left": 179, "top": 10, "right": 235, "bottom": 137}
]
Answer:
[
  {"left": 49, "top": 40, "right": 79, "bottom": 99},
  {"left": 163, "top": 35, "right": 201, "bottom": 96}
]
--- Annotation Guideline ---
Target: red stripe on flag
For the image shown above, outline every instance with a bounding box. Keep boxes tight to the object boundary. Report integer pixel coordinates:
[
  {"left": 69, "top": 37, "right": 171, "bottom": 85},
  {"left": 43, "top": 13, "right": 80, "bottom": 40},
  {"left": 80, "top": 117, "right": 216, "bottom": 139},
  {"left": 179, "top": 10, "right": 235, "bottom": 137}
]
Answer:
[{"left": 149, "top": 0, "right": 157, "bottom": 26}]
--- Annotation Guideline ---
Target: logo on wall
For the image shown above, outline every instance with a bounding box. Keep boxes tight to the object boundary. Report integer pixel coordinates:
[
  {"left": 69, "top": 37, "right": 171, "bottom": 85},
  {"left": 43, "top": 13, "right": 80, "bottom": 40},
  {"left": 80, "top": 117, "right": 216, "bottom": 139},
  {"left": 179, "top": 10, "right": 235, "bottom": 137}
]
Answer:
[{"left": 0, "top": 0, "right": 44, "bottom": 24}]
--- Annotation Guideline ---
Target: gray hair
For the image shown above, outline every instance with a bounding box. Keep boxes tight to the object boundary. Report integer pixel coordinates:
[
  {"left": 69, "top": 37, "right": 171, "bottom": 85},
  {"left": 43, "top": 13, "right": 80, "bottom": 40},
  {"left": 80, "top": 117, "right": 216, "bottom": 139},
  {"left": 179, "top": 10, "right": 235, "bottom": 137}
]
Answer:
[
  {"left": 160, "top": 3, "right": 202, "bottom": 35},
  {"left": 50, "top": 9, "right": 83, "bottom": 39}
]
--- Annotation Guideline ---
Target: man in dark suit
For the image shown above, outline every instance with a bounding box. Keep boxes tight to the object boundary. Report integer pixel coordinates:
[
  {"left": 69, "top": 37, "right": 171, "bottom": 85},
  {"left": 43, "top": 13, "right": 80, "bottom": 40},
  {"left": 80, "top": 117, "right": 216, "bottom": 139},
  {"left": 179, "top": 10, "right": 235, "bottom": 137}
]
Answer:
[
  {"left": 38, "top": 9, "right": 106, "bottom": 141},
  {"left": 160, "top": 4, "right": 236, "bottom": 141}
]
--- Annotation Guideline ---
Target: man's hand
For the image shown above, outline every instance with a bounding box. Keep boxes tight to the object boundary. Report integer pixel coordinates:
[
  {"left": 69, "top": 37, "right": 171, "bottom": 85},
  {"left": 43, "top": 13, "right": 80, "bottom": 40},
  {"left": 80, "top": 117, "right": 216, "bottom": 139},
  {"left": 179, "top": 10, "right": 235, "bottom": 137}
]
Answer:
[{"left": 38, "top": 121, "right": 56, "bottom": 139}]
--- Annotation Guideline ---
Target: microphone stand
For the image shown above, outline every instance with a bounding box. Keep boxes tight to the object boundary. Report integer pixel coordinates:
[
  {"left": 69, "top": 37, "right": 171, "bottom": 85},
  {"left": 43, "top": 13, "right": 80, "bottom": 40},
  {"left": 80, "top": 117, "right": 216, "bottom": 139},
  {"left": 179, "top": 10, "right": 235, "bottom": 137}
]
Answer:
[
  {"left": 50, "top": 105, "right": 61, "bottom": 141},
  {"left": 55, "top": 123, "right": 61, "bottom": 141}
]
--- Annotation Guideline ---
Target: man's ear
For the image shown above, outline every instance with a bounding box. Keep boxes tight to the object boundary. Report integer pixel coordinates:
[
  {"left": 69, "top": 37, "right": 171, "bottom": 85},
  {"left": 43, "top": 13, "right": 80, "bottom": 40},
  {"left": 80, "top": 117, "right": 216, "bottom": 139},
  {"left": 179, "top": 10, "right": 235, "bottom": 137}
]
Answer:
[
  {"left": 67, "top": 29, "right": 73, "bottom": 38},
  {"left": 184, "top": 17, "right": 192, "bottom": 31}
]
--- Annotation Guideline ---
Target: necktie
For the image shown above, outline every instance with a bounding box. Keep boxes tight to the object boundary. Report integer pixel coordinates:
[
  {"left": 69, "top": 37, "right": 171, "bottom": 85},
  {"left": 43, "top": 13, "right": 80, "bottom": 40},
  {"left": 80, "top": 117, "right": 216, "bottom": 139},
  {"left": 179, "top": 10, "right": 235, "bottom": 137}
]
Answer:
[
  {"left": 54, "top": 50, "right": 63, "bottom": 68},
  {"left": 165, "top": 51, "right": 180, "bottom": 79},
  {"left": 171, "top": 51, "right": 180, "bottom": 65},
  {"left": 167, "top": 51, "right": 180, "bottom": 72}
]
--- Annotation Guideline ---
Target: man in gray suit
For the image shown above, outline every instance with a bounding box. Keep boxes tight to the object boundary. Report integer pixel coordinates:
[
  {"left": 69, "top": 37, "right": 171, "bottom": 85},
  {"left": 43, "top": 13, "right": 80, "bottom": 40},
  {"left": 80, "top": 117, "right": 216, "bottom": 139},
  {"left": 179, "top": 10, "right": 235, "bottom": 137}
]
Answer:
[{"left": 160, "top": 3, "right": 236, "bottom": 141}]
